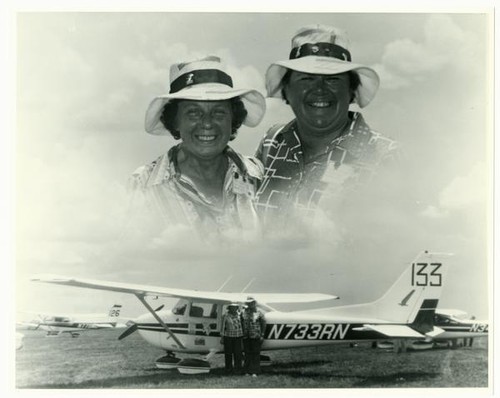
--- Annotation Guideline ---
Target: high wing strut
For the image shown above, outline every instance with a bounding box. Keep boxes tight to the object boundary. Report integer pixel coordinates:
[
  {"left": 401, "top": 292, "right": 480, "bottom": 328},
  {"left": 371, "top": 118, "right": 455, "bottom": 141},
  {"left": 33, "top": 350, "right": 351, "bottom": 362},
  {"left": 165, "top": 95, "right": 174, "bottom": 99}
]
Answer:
[
  {"left": 217, "top": 276, "right": 233, "bottom": 292},
  {"left": 135, "top": 294, "right": 186, "bottom": 349},
  {"left": 241, "top": 278, "right": 255, "bottom": 293}
]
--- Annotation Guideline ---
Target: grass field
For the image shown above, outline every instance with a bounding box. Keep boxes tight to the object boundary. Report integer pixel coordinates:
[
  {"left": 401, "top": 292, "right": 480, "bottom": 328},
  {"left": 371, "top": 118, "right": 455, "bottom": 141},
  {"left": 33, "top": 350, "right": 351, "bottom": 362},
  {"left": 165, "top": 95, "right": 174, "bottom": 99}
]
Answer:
[{"left": 15, "top": 329, "right": 489, "bottom": 389}]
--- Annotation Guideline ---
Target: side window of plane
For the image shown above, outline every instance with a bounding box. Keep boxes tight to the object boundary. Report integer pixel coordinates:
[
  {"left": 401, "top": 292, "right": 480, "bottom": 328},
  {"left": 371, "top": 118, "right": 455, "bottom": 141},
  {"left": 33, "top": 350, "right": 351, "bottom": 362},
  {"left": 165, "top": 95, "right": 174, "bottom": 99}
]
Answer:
[
  {"left": 173, "top": 304, "right": 187, "bottom": 315},
  {"left": 434, "top": 314, "right": 449, "bottom": 325},
  {"left": 189, "top": 305, "right": 204, "bottom": 317},
  {"left": 172, "top": 299, "right": 188, "bottom": 315},
  {"left": 189, "top": 302, "right": 216, "bottom": 318},
  {"left": 209, "top": 304, "right": 218, "bottom": 319}
]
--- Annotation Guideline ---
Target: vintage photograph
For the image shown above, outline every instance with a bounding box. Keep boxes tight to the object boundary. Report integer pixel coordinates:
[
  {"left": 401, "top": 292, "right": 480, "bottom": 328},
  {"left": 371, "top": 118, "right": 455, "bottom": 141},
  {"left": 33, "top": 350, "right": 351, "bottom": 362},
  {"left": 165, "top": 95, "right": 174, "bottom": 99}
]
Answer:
[{"left": 13, "top": 10, "right": 492, "bottom": 392}]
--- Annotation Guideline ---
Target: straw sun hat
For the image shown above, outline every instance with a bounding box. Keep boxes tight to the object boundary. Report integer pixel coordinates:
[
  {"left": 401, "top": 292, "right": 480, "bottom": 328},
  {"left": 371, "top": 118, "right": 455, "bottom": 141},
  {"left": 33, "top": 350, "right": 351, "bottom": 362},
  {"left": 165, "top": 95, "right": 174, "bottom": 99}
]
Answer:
[
  {"left": 265, "top": 24, "right": 380, "bottom": 108},
  {"left": 145, "top": 55, "right": 266, "bottom": 135}
]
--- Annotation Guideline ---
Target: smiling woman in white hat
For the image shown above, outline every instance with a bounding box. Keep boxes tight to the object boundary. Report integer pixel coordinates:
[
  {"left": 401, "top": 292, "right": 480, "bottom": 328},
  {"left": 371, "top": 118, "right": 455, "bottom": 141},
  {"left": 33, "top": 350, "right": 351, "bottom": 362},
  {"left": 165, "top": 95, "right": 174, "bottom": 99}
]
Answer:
[
  {"left": 130, "top": 56, "right": 266, "bottom": 239},
  {"left": 254, "top": 25, "right": 398, "bottom": 229}
]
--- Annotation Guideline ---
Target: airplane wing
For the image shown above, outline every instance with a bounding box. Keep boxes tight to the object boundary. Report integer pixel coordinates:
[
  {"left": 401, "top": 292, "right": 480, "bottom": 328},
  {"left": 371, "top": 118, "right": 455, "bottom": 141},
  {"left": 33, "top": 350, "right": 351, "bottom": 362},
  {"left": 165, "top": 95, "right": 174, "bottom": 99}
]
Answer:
[{"left": 31, "top": 274, "right": 338, "bottom": 305}]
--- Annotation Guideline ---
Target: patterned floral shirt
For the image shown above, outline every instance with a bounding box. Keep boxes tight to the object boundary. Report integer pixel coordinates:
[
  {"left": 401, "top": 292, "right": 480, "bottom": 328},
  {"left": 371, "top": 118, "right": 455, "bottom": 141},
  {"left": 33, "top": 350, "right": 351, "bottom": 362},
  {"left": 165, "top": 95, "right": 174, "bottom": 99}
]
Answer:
[
  {"left": 242, "top": 310, "right": 266, "bottom": 339},
  {"left": 221, "top": 312, "right": 244, "bottom": 338},
  {"left": 129, "top": 145, "right": 264, "bottom": 239},
  {"left": 254, "top": 112, "right": 398, "bottom": 226}
]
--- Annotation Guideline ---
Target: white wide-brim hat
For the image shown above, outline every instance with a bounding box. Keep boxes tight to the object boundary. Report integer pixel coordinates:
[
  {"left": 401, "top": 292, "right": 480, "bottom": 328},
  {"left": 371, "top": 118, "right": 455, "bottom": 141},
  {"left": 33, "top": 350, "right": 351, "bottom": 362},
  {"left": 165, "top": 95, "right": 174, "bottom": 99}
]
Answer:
[
  {"left": 266, "top": 25, "right": 380, "bottom": 108},
  {"left": 145, "top": 56, "right": 266, "bottom": 135}
]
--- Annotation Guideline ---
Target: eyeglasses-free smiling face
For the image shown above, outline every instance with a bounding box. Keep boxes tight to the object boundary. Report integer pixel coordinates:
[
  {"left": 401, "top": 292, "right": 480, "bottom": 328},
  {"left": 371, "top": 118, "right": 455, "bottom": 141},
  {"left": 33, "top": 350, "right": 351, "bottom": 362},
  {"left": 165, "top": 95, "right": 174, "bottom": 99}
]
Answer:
[
  {"left": 175, "top": 100, "right": 233, "bottom": 160},
  {"left": 284, "top": 71, "right": 352, "bottom": 138}
]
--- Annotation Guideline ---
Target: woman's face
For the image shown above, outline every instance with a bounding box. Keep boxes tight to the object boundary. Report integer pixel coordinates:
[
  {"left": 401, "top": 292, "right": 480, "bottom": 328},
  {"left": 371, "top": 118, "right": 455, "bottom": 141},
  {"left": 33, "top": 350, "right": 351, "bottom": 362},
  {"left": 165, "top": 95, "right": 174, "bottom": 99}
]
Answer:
[
  {"left": 284, "top": 71, "right": 351, "bottom": 138},
  {"left": 175, "top": 100, "right": 233, "bottom": 160}
]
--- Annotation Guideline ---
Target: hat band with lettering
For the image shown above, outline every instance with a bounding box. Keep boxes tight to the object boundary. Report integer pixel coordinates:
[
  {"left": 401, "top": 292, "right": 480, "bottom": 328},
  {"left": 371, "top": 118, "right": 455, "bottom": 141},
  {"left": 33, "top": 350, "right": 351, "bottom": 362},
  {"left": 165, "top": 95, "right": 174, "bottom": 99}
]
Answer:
[
  {"left": 289, "top": 42, "right": 352, "bottom": 62},
  {"left": 170, "top": 69, "right": 233, "bottom": 94}
]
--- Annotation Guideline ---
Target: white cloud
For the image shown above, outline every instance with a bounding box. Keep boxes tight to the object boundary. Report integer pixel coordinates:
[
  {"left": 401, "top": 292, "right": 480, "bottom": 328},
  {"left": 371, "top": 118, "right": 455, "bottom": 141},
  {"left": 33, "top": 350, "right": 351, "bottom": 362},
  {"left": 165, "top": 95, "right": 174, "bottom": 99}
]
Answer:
[
  {"left": 421, "top": 162, "right": 488, "bottom": 218},
  {"left": 420, "top": 205, "right": 447, "bottom": 219},
  {"left": 382, "top": 38, "right": 448, "bottom": 75},
  {"left": 439, "top": 162, "right": 488, "bottom": 210},
  {"left": 378, "top": 15, "right": 482, "bottom": 90},
  {"left": 371, "top": 63, "right": 411, "bottom": 90}
]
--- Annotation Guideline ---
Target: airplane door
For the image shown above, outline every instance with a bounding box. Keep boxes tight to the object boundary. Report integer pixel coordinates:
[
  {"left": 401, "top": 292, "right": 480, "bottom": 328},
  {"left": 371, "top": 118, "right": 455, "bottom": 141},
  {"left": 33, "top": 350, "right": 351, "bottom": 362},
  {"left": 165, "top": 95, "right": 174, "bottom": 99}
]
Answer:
[{"left": 187, "top": 302, "right": 219, "bottom": 338}]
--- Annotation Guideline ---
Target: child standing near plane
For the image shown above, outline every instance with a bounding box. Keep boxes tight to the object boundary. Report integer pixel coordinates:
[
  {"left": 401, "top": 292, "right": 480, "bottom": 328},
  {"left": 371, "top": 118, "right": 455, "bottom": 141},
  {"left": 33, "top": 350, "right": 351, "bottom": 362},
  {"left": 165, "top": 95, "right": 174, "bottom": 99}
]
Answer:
[
  {"left": 220, "top": 303, "right": 244, "bottom": 374},
  {"left": 242, "top": 298, "right": 266, "bottom": 377}
]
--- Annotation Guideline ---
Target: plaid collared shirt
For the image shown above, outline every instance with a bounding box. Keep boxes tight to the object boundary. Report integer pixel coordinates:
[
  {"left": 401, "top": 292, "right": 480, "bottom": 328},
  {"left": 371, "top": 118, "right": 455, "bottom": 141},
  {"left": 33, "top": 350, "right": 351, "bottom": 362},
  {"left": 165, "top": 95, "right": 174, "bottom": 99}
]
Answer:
[
  {"left": 221, "top": 312, "right": 244, "bottom": 338},
  {"left": 254, "top": 112, "right": 398, "bottom": 225},
  {"left": 129, "top": 145, "right": 263, "bottom": 238},
  {"left": 242, "top": 310, "right": 266, "bottom": 339}
]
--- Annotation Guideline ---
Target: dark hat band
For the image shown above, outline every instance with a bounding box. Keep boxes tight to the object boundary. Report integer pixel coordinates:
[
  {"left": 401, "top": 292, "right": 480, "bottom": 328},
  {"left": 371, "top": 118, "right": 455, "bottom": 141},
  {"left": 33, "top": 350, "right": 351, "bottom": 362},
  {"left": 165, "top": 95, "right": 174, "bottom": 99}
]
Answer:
[
  {"left": 169, "top": 69, "right": 233, "bottom": 94},
  {"left": 289, "top": 42, "right": 352, "bottom": 62}
]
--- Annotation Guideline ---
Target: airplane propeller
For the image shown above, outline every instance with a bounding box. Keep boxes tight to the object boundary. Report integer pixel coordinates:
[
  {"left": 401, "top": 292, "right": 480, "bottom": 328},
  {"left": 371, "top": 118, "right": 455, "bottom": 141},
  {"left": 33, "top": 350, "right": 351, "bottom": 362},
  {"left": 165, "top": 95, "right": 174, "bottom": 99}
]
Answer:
[
  {"left": 118, "top": 322, "right": 138, "bottom": 340},
  {"left": 118, "top": 304, "right": 165, "bottom": 341}
]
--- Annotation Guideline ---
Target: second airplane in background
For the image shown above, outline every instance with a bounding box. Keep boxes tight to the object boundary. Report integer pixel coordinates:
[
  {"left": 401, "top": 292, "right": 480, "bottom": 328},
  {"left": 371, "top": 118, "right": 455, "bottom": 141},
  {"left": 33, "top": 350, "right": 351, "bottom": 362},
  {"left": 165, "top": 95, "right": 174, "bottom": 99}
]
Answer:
[{"left": 17, "top": 304, "right": 125, "bottom": 337}]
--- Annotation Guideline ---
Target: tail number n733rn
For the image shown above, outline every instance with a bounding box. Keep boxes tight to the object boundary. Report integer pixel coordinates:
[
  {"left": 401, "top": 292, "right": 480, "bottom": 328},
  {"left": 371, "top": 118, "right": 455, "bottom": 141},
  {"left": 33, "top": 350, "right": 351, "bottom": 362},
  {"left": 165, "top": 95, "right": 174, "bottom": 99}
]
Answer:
[
  {"left": 411, "top": 263, "right": 442, "bottom": 286},
  {"left": 266, "top": 323, "right": 350, "bottom": 340}
]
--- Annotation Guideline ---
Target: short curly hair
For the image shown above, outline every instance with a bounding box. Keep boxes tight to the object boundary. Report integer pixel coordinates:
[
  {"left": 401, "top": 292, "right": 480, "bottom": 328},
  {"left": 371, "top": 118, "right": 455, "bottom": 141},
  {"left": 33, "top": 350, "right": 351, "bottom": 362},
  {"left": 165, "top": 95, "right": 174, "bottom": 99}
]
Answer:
[
  {"left": 159, "top": 98, "right": 248, "bottom": 140},
  {"left": 281, "top": 70, "right": 361, "bottom": 104}
]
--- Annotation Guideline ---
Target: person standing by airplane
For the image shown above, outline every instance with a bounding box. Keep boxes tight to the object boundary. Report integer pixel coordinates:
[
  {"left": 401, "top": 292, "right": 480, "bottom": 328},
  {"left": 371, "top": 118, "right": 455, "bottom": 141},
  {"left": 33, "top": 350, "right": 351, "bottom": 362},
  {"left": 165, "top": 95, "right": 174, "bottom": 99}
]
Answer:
[
  {"left": 220, "top": 303, "right": 244, "bottom": 374},
  {"left": 129, "top": 56, "right": 266, "bottom": 241},
  {"left": 255, "top": 24, "right": 398, "bottom": 229},
  {"left": 242, "top": 297, "right": 266, "bottom": 377}
]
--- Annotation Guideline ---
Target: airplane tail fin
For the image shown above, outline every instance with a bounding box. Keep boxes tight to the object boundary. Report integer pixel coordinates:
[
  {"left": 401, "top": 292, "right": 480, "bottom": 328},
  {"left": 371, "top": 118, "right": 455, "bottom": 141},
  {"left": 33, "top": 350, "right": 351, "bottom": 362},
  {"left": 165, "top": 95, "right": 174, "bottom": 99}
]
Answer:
[
  {"left": 369, "top": 251, "right": 451, "bottom": 326},
  {"left": 108, "top": 304, "right": 122, "bottom": 318}
]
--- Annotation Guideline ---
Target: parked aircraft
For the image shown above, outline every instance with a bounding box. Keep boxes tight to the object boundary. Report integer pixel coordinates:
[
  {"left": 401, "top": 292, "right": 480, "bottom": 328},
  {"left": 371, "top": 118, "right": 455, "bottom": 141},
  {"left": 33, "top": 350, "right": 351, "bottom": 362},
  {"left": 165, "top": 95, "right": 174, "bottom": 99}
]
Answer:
[
  {"left": 17, "top": 304, "right": 124, "bottom": 337},
  {"left": 432, "top": 308, "right": 488, "bottom": 348},
  {"left": 32, "top": 251, "right": 450, "bottom": 373},
  {"left": 376, "top": 309, "right": 488, "bottom": 351}
]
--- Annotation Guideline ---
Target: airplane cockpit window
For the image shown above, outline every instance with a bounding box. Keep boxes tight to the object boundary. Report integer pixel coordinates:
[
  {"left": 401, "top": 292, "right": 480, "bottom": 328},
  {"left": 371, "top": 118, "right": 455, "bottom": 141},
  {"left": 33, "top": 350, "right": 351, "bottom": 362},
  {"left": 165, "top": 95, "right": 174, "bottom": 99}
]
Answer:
[
  {"left": 209, "top": 304, "right": 218, "bottom": 318},
  {"left": 172, "top": 300, "right": 188, "bottom": 315},
  {"left": 434, "top": 314, "right": 449, "bottom": 324},
  {"left": 189, "top": 302, "right": 217, "bottom": 319}
]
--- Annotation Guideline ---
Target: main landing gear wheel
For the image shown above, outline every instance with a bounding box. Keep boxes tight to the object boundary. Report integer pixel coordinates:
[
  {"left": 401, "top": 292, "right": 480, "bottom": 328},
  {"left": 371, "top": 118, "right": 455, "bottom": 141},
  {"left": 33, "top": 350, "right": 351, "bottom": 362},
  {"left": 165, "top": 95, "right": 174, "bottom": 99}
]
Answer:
[
  {"left": 176, "top": 358, "right": 211, "bottom": 374},
  {"left": 155, "top": 353, "right": 181, "bottom": 369}
]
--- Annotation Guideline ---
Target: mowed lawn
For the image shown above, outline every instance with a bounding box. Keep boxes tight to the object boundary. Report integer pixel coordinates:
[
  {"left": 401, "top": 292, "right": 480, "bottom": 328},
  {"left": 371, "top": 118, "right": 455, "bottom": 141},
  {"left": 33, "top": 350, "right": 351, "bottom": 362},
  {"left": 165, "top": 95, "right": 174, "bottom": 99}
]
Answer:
[{"left": 16, "top": 329, "right": 489, "bottom": 389}]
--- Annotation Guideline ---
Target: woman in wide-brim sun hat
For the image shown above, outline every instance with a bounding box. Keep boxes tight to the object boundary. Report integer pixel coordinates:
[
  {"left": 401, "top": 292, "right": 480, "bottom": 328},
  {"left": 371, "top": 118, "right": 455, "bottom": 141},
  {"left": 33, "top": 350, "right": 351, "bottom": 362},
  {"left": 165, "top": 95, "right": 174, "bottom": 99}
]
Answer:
[
  {"left": 254, "top": 25, "right": 398, "bottom": 229},
  {"left": 145, "top": 55, "right": 266, "bottom": 135},
  {"left": 130, "top": 55, "right": 266, "bottom": 241},
  {"left": 265, "top": 24, "right": 379, "bottom": 108}
]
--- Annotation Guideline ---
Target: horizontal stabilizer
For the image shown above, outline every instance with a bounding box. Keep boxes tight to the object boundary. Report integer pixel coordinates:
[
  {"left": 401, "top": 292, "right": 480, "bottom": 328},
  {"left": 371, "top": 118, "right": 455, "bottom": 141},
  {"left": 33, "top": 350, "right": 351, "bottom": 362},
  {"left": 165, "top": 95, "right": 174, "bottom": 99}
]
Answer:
[
  {"left": 353, "top": 324, "right": 424, "bottom": 338},
  {"left": 426, "top": 326, "right": 445, "bottom": 338}
]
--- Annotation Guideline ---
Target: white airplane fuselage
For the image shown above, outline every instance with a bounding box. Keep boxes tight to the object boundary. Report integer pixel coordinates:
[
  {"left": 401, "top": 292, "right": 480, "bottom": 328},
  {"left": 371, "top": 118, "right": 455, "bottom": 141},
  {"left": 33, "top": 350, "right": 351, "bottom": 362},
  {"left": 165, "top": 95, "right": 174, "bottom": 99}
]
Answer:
[
  {"left": 135, "top": 308, "right": 410, "bottom": 354},
  {"left": 38, "top": 322, "right": 115, "bottom": 333},
  {"left": 434, "top": 320, "right": 488, "bottom": 340}
]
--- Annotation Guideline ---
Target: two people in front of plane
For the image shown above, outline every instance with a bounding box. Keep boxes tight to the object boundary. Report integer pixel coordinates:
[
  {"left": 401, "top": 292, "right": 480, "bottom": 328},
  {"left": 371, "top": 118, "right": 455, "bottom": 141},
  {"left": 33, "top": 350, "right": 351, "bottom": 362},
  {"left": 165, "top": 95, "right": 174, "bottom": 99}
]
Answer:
[
  {"left": 221, "top": 298, "right": 266, "bottom": 376},
  {"left": 131, "top": 24, "right": 397, "bottom": 239}
]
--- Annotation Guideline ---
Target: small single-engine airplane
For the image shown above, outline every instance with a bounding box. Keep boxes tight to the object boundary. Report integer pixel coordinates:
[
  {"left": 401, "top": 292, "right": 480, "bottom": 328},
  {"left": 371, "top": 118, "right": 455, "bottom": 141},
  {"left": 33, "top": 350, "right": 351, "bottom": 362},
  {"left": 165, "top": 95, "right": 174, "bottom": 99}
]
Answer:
[
  {"left": 376, "top": 308, "right": 488, "bottom": 351},
  {"left": 32, "top": 251, "right": 450, "bottom": 373},
  {"left": 17, "top": 304, "right": 124, "bottom": 338},
  {"left": 432, "top": 308, "right": 488, "bottom": 348}
]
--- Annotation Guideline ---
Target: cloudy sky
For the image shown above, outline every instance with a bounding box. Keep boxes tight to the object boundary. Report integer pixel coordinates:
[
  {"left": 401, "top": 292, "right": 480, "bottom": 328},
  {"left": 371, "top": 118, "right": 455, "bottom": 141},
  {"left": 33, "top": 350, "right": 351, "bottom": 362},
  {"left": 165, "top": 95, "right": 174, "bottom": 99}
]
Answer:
[{"left": 12, "top": 11, "right": 493, "bottom": 322}]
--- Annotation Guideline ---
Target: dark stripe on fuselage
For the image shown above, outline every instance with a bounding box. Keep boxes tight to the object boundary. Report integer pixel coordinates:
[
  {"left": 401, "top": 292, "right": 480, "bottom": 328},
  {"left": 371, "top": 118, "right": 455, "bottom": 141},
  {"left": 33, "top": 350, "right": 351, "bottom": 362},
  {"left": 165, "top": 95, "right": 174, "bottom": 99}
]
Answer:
[
  {"left": 42, "top": 322, "right": 100, "bottom": 329},
  {"left": 136, "top": 322, "right": 433, "bottom": 341},
  {"left": 137, "top": 323, "right": 220, "bottom": 337},
  {"left": 264, "top": 323, "right": 383, "bottom": 341}
]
